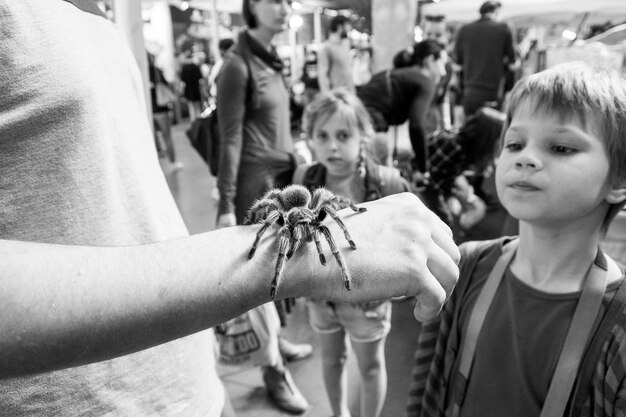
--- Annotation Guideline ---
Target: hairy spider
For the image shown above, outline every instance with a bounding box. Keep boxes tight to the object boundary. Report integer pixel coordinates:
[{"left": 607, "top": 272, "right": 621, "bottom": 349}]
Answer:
[{"left": 245, "top": 184, "right": 367, "bottom": 299}]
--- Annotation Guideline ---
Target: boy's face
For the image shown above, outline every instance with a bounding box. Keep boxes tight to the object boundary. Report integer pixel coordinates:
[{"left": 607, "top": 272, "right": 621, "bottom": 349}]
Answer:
[{"left": 495, "top": 100, "right": 615, "bottom": 228}]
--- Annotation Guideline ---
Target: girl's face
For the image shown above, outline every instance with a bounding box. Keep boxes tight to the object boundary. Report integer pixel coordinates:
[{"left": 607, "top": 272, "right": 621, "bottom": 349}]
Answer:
[
  {"left": 251, "top": 0, "right": 290, "bottom": 34},
  {"left": 311, "top": 112, "right": 361, "bottom": 177},
  {"left": 495, "top": 99, "right": 615, "bottom": 230}
]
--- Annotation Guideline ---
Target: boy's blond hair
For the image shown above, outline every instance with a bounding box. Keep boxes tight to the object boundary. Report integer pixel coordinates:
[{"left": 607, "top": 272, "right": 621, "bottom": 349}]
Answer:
[{"left": 504, "top": 62, "right": 626, "bottom": 229}]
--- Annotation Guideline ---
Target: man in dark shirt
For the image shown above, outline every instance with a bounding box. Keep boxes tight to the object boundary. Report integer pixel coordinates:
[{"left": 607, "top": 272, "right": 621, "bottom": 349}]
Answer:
[{"left": 454, "top": 1, "right": 516, "bottom": 116}]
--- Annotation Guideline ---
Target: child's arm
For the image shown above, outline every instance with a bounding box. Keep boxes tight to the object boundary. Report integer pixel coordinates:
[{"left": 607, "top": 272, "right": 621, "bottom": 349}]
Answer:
[{"left": 451, "top": 175, "right": 487, "bottom": 230}]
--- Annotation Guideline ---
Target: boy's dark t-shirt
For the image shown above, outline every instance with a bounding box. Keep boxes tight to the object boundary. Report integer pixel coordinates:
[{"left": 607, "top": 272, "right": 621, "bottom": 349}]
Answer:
[{"left": 448, "top": 255, "right": 622, "bottom": 416}]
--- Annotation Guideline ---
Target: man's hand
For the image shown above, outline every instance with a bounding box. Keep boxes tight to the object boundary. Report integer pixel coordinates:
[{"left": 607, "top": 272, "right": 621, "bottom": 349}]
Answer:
[{"left": 284, "top": 192, "right": 460, "bottom": 322}]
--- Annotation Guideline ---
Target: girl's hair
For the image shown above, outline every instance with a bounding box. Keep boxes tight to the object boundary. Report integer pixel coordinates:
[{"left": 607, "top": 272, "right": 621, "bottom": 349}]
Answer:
[
  {"left": 412, "top": 39, "right": 443, "bottom": 66},
  {"left": 303, "top": 88, "right": 374, "bottom": 143},
  {"left": 393, "top": 40, "right": 443, "bottom": 69},
  {"left": 504, "top": 61, "right": 626, "bottom": 229},
  {"left": 242, "top": 0, "right": 258, "bottom": 29}
]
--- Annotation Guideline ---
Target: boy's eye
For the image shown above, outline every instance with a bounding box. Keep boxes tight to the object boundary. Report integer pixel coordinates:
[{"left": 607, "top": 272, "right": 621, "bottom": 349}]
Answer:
[
  {"left": 551, "top": 145, "right": 576, "bottom": 154},
  {"left": 503, "top": 141, "right": 523, "bottom": 152}
]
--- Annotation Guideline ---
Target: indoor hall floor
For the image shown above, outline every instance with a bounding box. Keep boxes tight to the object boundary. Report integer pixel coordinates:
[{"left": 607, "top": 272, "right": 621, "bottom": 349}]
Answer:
[{"left": 157, "top": 120, "right": 508, "bottom": 417}]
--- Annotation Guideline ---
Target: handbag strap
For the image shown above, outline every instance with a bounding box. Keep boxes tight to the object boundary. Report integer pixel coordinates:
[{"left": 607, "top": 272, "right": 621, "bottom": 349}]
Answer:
[{"left": 450, "top": 239, "right": 609, "bottom": 417}]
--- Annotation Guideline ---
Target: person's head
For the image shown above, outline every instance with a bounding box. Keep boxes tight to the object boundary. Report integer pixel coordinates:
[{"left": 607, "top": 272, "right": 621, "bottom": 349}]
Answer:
[
  {"left": 218, "top": 38, "right": 234, "bottom": 57},
  {"left": 479, "top": 1, "right": 501, "bottom": 17},
  {"left": 423, "top": 15, "right": 449, "bottom": 47},
  {"left": 304, "top": 88, "right": 374, "bottom": 177},
  {"left": 458, "top": 106, "right": 506, "bottom": 171},
  {"left": 392, "top": 47, "right": 413, "bottom": 68},
  {"left": 242, "top": 0, "right": 290, "bottom": 33},
  {"left": 329, "top": 14, "right": 352, "bottom": 39},
  {"left": 411, "top": 39, "right": 448, "bottom": 82},
  {"left": 495, "top": 62, "right": 626, "bottom": 234}
]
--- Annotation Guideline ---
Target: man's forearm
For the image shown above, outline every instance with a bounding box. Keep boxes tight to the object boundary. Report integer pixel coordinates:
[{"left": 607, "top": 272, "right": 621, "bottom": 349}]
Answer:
[
  {"left": 0, "top": 228, "right": 290, "bottom": 379},
  {"left": 0, "top": 193, "right": 460, "bottom": 379}
]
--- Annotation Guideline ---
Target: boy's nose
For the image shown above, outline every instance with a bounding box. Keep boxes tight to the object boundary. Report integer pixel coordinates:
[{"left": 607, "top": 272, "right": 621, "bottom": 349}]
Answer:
[{"left": 514, "top": 150, "right": 541, "bottom": 169}]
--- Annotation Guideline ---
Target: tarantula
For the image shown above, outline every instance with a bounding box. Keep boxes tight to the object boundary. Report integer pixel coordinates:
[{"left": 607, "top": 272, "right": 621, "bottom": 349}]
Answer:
[{"left": 245, "top": 184, "right": 367, "bottom": 299}]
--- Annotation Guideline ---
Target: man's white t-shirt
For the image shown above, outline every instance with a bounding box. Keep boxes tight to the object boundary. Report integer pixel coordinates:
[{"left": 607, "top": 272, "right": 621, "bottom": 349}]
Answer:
[{"left": 0, "top": 1, "right": 224, "bottom": 415}]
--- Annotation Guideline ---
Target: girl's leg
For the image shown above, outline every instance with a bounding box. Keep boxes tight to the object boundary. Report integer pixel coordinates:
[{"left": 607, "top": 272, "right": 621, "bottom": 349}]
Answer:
[
  {"left": 351, "top": 336, "right": 387, "bottom": 417},
  {"left": 319, "top": 330, "right": 351, "bottom": 417}
]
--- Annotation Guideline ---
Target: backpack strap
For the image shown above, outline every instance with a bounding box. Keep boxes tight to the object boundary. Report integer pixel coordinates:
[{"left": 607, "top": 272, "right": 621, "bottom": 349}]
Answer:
[
  {"left": 449, "top": 239, "right": 519, "bottom": 417},
  {"left": 569, "top": 261, "right": 626, "bottom": 416},
  {"left": 539, "top": 251, "right": 611, "bottom": 417}
]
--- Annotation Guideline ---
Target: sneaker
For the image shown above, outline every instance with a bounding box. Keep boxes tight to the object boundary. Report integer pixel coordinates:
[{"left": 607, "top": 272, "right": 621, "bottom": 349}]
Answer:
[
  {"left": 263, "top": 366, "right": 310, "bottom": 414},
  {"left": 278, "top": 337, "right": 313, "bottom": 362}
]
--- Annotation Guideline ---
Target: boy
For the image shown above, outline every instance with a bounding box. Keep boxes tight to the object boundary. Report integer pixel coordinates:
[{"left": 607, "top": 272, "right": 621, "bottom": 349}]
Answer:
[{"left": 406, "top": 61, "right": 626, "bottom": 417}]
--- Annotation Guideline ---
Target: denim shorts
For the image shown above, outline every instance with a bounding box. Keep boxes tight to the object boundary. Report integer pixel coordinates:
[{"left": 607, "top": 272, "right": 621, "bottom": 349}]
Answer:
[{"left": 306, "top": 299, "right": 392, "bottom": 343}]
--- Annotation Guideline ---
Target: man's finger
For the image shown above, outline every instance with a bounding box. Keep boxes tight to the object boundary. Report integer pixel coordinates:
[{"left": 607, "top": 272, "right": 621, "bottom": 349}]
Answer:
[
  {"left": 412, "top": 269, "right": 447, "bottom": 322},
  {"left": 426, "top": 241, "right": 460, "bottom": 299},
  {"left": 428, "top": 215, "right": 461, "bottom": 265}
]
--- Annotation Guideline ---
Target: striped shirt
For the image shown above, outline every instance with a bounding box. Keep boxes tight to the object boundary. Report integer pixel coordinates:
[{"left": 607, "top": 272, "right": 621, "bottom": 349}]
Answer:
[{"left": 406, "top": 238, "right": 626, "bottom": 417}]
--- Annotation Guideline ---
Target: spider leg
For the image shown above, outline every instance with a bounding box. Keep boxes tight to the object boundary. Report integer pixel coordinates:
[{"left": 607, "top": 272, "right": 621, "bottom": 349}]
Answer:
[
  {"left": 319, "top": 225, "right": 352, "bottom": 291},
  {"left": 248, "top": 210, "right": 281, "bottom": 259},
  {"left": 245, "top": 198, "right": 282, "bottom": 224},
  {"left": 332, "top": 195, "right": 367, "bottom": 213},
  {"left": 307, "top": 224, "right": 326, "bottom": 265},
  {"left": 321, "top": 206, "right": 358, "bottom": 250},
  {"left": 286, "top": 223, "right": 306, "bottom": 259},
  {"left": 270, "top": 227, "right": 292, "bottom": 299}
]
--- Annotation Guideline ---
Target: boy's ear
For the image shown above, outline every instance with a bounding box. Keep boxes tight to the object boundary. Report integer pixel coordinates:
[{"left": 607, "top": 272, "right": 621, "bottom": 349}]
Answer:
[{"left": 606, "top": 183, "right": 626, "bottom": 204}]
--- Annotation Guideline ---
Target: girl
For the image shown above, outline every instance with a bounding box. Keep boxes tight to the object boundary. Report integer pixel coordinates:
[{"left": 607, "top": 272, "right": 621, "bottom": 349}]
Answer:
[
  {"left": 215, "top": 0, "right": 310, "bottom": 414},
  {"left": 293, "top": 89, "right": 410, "bottom": 417}
]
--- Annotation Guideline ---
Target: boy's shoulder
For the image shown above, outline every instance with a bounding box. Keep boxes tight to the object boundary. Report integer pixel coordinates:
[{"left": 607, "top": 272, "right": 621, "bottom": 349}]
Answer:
[{"left": 458, "top": 237, "right": 516, "bottom": 277}]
